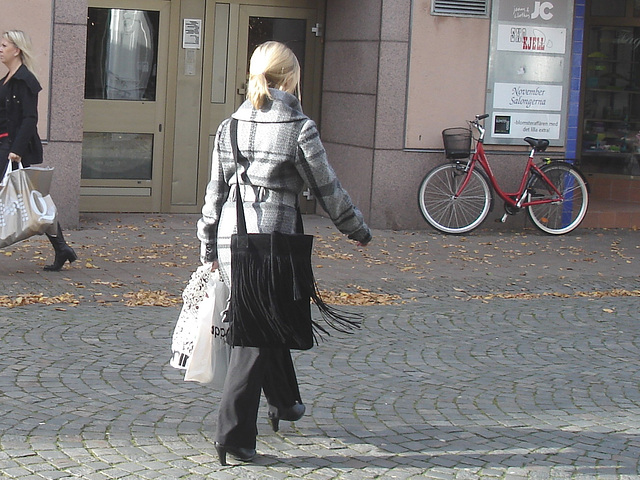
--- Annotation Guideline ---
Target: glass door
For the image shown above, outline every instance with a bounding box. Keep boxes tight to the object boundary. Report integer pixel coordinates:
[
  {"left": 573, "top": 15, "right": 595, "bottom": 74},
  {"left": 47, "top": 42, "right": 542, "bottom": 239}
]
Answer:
[
  {"left": 195, "top": 3, "right": 321, "bottom": 213},
  {"left": 81, "top": 0, "right": 169, "bottom": 211},
  {"left": 237, "top": 6, "right": 320, "bottom": 118}
]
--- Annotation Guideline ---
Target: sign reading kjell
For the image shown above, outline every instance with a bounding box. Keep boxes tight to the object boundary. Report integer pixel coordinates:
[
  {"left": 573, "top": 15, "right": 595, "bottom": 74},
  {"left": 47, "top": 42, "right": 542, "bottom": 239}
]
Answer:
[
  {"left": 496, "top": 25, "right": 566, "bottom": 54},
  {"left": 485, "top": 1, "right": 573, "bottom": 145}
]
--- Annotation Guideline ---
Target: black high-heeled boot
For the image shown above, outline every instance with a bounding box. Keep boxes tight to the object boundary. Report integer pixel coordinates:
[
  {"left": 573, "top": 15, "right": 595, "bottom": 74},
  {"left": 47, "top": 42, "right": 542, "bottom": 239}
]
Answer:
[
  {"left": 214, "top": 442, "right": 256, "bottom": 466},
  {"left": 44, "top": 223, "right": 78, "bottom": 271},
  {"left": 268, "top": 402, "right": 305, "bottom": 432}
]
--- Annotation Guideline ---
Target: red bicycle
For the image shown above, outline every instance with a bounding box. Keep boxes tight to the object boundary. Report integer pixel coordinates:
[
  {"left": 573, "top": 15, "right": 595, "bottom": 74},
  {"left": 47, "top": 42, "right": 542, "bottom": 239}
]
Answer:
[{"left": 418, "top": 114, "right": 589, "bottom": 235}]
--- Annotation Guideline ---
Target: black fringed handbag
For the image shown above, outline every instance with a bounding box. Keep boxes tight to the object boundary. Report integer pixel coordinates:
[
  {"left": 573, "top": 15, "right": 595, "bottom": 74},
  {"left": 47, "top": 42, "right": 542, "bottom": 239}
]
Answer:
[{"left": 227, "top": 119, "right": 360, "bottom": 350}]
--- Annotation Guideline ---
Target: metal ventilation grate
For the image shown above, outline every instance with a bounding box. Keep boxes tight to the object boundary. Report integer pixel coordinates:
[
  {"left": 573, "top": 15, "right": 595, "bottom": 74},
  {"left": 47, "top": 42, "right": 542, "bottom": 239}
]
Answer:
[{"left": 432, "top": 0, "right": 489, "bottom": 17}]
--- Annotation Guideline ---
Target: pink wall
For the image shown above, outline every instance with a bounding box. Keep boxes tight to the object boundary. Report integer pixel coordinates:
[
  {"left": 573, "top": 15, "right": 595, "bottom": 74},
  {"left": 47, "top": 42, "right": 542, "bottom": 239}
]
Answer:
[
  {"left": 0, "top": 0, "right": 54, "bottom": 139},
  {"left": 406, "top": 13, "right": 491, "bottom": 149}
]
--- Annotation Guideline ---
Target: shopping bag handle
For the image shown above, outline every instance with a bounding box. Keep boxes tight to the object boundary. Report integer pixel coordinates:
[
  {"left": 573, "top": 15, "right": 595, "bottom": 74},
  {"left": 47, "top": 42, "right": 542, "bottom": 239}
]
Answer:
[{"left": 0, "top": 161, "right": 23, "bottom": 187}]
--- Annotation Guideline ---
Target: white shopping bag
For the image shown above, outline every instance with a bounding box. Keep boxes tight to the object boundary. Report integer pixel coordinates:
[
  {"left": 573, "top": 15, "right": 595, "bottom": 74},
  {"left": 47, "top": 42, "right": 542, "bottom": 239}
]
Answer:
[
  {"left": 0, "top": 163, "right": 57, "bottom": 248},
  {"left": 184, "top": 269, "right": 231, "bottom": 386}
]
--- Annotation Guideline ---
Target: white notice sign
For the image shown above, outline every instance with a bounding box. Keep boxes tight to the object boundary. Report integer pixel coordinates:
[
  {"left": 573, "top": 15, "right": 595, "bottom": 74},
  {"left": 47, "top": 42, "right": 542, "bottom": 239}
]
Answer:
[
  {"left": 493, "top": 83, "right": 563, "bottom": 111},
  {"left": 183, "top": 19, "right": 202, "bottom": 49},
  {"left": 491, "top": 112, "right": 561, "bottom": 139}
]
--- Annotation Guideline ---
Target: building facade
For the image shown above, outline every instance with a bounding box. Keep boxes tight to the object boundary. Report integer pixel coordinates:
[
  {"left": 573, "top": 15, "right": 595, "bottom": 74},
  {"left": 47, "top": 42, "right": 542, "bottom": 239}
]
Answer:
[{"left": 3, "top": 0, "right": 639, "bottom": 230}]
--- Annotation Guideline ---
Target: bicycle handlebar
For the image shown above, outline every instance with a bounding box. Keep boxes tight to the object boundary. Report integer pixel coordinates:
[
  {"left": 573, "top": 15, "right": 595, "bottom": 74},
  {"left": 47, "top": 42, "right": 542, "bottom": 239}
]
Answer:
[{"left": 469, "top": 114, "right": 488, "bottom": 141}]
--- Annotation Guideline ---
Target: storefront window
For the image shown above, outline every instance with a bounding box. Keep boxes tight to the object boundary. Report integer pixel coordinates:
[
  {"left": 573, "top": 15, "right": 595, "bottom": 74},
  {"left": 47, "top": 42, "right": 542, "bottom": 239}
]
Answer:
[
  {"left": 591, "top": 0, "right": 626, "bottom": 16},
  {"left": 581, "top": 26, "right": 640, "bottom": 175},
  {"left": 85, "top": 8, "right": 159, "bottom": 101}
]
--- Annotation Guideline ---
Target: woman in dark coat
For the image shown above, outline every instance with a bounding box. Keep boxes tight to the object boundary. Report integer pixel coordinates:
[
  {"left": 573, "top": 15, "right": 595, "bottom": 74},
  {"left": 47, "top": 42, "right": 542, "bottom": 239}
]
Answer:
[
  {"left": 0, "top": 30, "right": 76, "bottom": 270},
  {"left": 197, "top": 41, "right": 372, "bottom": 465}
]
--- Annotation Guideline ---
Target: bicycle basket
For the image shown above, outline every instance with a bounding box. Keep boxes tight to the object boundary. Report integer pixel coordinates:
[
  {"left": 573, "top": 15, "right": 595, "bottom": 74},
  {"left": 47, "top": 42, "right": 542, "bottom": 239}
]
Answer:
[{"left": 442, "top": 127, "right": 472, "bottom": 159}]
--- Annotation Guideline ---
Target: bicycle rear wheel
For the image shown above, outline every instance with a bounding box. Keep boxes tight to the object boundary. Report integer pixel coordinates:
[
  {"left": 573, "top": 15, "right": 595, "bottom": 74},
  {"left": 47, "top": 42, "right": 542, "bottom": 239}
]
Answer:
[
  {"left": 526, "top": 162, "right": 589, "bottom": 235},
  {"left": 418, "top": 162, "right": 491, "bottom": 234}
]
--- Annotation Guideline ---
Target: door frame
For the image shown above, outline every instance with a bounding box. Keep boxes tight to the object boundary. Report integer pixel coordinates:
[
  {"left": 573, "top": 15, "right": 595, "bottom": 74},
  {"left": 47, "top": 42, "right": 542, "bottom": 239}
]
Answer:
[
  {"left": 81, "top": 0, "right": 171, "bottom": 212},
  {"left": 164, "top": 0, "right": 325, "bottom": 213}
]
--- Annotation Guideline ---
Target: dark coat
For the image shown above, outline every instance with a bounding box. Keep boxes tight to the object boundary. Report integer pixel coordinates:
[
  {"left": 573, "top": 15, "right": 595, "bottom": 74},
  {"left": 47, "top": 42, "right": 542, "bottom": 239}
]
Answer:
[{"left": 1, "top": 64, "right": 43, "bottom": 166}]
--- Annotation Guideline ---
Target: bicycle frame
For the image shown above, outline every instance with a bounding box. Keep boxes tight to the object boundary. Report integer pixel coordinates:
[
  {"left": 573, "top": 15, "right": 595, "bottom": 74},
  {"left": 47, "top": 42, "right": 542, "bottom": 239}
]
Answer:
[
  {"left": 455, "top": 124, "right": 563, "bottom": 210},
  {"left": 418, "top": 115, "right": 588, "bottom": 234}
]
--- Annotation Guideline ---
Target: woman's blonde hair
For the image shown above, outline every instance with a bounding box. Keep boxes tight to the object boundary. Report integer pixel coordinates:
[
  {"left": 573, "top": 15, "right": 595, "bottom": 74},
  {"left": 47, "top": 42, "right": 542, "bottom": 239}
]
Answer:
[
  {"left": 3, "top": 30, "right": 37, "bottom": 78},
  {"left": 247, "top": 41, "right": 301, "bottom": 110}
]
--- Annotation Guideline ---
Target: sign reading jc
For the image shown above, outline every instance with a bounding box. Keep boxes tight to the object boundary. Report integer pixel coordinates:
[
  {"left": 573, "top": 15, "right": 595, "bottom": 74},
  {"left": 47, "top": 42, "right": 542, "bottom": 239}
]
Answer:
[{"left": 532, "top": 1, "right": 553, "bottom": 20}]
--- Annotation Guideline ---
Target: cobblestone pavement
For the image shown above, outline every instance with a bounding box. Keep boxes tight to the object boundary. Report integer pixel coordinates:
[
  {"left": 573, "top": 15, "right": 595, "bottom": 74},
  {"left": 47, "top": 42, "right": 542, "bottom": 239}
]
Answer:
[{"left": 0, "top": 214, "right": 639, "bottom": 479}]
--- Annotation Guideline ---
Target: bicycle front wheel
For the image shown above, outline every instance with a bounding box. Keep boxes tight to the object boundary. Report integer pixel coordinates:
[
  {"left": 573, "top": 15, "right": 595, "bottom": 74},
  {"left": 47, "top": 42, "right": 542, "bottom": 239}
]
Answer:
[
  {"left": 526, "top": 163, "right": 589, "bottom": 235},
  {"left": 418, "top": 162, "right": 491, "bottom": 234}
]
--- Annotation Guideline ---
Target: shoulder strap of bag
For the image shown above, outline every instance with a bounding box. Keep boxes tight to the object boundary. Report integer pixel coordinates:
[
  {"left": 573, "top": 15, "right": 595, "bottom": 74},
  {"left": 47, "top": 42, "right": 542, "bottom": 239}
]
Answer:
[
  {"left": 230, "top": 119, "right": 248, "bottom": 237},
  {"left": 295, "top": 203, "right": 304, "bottom": 234}
]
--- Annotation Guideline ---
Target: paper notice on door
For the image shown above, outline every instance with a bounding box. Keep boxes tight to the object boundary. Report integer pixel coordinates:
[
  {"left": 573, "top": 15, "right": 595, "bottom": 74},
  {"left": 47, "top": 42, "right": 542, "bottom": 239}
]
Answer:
[{"left": 183, "top": 19, "right": 202, "bottom": 49}]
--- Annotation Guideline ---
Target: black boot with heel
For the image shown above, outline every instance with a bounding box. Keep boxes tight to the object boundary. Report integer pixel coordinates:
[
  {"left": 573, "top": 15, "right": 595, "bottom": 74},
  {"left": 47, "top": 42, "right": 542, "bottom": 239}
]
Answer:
[
  {"left": 214, "top": 442, "right": 256, "bottom": 466},
  {"left": 267, "top": 402, "right": 305, "bottom": 432},
  {"left": 44, "top": 223, "right": 78, "bottom": 271}
]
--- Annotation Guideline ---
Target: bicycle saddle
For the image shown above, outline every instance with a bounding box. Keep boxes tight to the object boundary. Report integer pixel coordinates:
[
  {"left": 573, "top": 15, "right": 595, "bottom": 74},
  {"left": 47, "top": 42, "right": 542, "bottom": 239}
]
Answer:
[{"left": 523, "top": 137, "right": 549, "bottom": 152}]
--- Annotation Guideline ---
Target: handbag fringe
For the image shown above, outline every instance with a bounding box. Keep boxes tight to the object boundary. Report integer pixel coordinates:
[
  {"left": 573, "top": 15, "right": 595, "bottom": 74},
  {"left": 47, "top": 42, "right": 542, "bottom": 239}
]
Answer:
[
  {"left": 309, "top": 281, "right": 362, "bottom": 337},
  {"left": 230, "top": 242, "right": 361, "bottom": 348}
]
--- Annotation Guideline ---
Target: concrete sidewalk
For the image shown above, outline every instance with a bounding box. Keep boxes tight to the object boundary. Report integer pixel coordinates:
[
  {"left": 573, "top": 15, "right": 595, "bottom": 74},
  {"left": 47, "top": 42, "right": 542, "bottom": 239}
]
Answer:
[
  {"left": 1, "top": 213, "right": 638, "bottom": 302},
  {"left": 0, "top": 214, "right": 639, "bottom": 479}
]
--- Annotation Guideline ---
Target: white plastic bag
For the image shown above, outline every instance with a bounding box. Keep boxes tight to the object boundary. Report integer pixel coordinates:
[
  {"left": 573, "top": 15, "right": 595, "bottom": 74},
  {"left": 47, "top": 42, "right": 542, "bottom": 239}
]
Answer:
[
  {"left": 0, "top": 163, "right": 57, "bottom": 248},
  {"left": 170, "top": 264, "right": 213, "bottom": 369},
  {"left": 184, "top": 269, "right": 231, "bottom": 386}
]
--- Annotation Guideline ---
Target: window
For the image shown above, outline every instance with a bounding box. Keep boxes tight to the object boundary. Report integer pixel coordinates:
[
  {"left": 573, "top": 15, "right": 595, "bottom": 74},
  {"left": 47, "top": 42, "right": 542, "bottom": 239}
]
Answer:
[
  {"left": 591, "top": 0, "right": 626, "bottom": 16},
  {"left": 82, "top": 133, "right": 153, "bottom": 180},
  {"left": 85, "top": 8, "right": 160, "bottom": 101}
]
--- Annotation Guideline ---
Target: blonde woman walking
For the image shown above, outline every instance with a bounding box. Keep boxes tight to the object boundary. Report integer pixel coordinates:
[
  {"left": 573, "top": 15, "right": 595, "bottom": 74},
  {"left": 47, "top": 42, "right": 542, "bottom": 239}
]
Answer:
[{"left": 197, "top": 41, "right": 371, "bottom": 465}]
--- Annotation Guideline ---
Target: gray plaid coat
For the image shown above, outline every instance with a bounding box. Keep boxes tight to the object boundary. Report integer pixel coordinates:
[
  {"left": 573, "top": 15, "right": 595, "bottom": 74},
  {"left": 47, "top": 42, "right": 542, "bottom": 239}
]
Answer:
[{"left": 197, "top": 89, "right": 372, "bottom": 284}]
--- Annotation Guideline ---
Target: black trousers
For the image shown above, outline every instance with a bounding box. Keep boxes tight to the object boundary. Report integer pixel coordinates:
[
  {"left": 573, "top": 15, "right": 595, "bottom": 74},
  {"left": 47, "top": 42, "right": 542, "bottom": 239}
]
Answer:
[{"left": 215, "top": 346, "right": 302, "bottom": 449}]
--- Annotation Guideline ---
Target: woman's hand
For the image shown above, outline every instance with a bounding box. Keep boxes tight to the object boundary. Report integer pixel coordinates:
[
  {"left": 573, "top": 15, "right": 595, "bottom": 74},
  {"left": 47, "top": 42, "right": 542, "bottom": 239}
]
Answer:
[
  {"left": 202, "top": 260, "right": 219, "bottom": 271},
  {"left": 8, "top": 152, "right": 21, "bottom": 163}
]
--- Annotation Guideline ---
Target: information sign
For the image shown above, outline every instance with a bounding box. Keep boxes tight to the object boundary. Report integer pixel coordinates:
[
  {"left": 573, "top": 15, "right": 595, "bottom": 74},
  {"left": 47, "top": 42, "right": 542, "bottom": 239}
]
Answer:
[{"left": 485, "top": 0, "right": 573, "bottom": 145}]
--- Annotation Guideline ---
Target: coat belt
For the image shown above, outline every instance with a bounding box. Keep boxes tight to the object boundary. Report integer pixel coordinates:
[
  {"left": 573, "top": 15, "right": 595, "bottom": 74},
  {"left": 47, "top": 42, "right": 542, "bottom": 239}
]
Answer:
[{"left": 230, "top": 184, "right": 297, "bottom": 207}]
